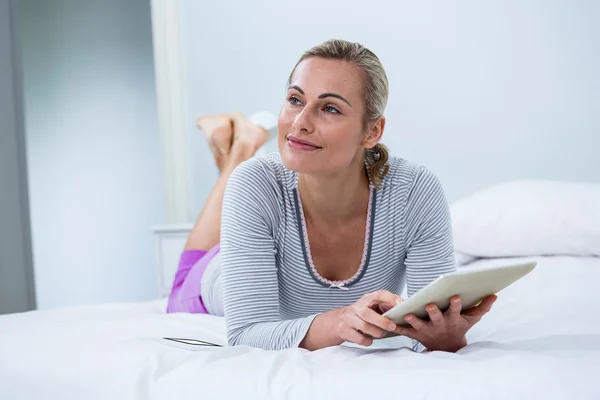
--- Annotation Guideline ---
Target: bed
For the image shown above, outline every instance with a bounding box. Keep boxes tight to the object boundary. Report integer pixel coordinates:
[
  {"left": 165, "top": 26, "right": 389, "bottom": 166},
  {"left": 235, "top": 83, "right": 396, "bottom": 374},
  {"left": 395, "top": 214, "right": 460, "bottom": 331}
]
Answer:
[{"left": 1, "top": 180, "right": 599, "bottom": 399}]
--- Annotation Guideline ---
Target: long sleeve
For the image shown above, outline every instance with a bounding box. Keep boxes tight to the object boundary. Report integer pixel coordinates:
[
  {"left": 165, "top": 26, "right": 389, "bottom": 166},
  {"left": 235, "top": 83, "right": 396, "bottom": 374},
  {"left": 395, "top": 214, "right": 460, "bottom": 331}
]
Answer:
[
  {"left": 219, "top": 158, "right": 318, "bottom": 350},
  {"left": 402, "top": 167, "right": 457, "bottom": 351}
]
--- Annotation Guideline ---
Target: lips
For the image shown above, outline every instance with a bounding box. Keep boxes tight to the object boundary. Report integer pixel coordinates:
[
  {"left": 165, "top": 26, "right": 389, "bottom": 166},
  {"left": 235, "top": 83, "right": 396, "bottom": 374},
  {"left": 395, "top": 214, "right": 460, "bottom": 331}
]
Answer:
[{"left": 286, "top": 135, "right": 322, "bottom": 150}]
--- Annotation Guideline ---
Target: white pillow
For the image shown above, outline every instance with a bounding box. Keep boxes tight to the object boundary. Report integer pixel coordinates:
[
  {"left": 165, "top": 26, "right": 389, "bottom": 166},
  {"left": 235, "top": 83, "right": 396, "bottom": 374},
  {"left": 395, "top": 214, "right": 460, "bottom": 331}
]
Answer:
[
  {"left": 450, "top": 180, "right": 600, "bottom": 258},
  {"left": 454, "top": 251, "right": 477, "bottom": 266}
]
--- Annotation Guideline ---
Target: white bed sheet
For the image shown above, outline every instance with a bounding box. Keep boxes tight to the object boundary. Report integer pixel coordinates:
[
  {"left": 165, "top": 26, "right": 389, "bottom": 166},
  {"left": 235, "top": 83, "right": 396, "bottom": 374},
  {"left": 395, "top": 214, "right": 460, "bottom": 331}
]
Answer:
[{"left": 1, "top": 256, "right": 599, "bottom": 400}]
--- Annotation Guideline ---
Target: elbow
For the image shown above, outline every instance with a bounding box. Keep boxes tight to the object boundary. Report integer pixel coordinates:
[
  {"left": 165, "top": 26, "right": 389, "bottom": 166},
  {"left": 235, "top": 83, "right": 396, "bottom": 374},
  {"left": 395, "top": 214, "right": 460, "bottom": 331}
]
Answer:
[
  {"left": 225, "top": 322, "right": 256, "bottom": 348},
  {"left": 226, "top": 326, "right": 244, "bottom": 347},
  {"left": 225, "top": 322, "right": 282, "bottom": 350}
]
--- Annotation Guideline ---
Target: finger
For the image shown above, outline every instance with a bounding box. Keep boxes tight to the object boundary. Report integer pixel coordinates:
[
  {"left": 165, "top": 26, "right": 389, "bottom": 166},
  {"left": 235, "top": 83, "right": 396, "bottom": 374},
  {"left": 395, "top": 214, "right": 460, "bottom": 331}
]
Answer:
[
  {"left": 377, "top": 303, "right": 393, "bottom": 314},
  {"left": 393, "top": 324, "right": 418, "bottom": 340},
  {"left": 445, "top": 295, "right": 462, "bottom": 317},
  {"left": 481, "top": 294, "right": 498, "bottom": 309},
  {"left": 464, "top": 295, "right": 497, "bottom": 323},
  {"left": 343, "top": 327, "right": 373, "bottom": 347},
  {"left": 355, "top": 306, "right": 397, "bottom": 332},
  {"left": 362, "top": 290, "right": 403, "bottom": 309},
  {"left": 426, "top": 303, "right": 444, "bottom": 326},
  {"left": 467, "top": 295, "right": 497, "bottom": 316},
  {"left": 404, "top": 314, "right": 428, "bottom": 331},
  {"left": 349, "top": 313, "right": 387, "bottom": 339}
]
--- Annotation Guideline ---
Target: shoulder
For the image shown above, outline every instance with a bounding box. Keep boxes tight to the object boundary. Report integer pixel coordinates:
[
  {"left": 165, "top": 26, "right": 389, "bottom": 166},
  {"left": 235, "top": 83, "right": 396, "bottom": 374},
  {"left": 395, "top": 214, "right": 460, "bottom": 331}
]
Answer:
[
  {"left": 222, "top": 153, "right": 293, "bottom": 236},
  {"left": 380, "top": 155, "right": 445, "bottom": 198},
  {"left": 223, "top": 152, "right": 295, "bottom": 221},
  {"left": 227, "top": 153, "right": 292, "bottom": 192},
  {"left": 377, "top": 155, "right": 450, "bottom": 232}
]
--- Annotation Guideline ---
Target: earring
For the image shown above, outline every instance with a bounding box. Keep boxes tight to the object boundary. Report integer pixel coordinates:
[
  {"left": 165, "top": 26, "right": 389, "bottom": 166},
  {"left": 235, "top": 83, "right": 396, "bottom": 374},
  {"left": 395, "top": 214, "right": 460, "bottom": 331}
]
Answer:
[{"left": 373, "top": 146, "right": 381, "bottom": 161}]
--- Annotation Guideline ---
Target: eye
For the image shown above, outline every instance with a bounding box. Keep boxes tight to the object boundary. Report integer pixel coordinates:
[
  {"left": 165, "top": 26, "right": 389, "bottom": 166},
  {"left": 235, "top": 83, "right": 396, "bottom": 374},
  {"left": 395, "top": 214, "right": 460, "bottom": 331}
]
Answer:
[
  {"left": 323, "top": 105, "right": 340, "bottom": 114},
  {"left": 288, "top": 95, "right": 302, "bottom": 106}
]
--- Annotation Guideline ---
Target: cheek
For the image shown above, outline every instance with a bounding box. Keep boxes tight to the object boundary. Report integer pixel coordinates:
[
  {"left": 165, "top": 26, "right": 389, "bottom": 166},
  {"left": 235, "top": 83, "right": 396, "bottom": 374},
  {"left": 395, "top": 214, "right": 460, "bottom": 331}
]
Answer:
[
  {"left": 326, "top": 127, "right": 366, "bottom": 164},
  {"left": 277, "top": 105, "right": 294, "bottom": 134},
  {"left": 277, "top": 106, "right": 293, "bottom": 151},
  {"left": 327, "top": 125, "right": 364, "bottom": 151}
]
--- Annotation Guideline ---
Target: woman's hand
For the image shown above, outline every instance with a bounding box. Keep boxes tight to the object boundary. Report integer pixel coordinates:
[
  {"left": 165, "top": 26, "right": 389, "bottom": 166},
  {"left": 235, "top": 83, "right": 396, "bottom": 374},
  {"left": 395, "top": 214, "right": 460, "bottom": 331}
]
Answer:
[
  {"left": 337, "top": 290, "right": 404, "bottom": 347},
  {"left": 393, "top": 294, "right": 497, "bottom": 352}
]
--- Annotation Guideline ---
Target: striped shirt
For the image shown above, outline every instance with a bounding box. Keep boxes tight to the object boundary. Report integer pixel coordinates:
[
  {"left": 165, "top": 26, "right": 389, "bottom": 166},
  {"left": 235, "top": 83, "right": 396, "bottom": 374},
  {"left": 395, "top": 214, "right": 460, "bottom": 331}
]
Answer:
[{"left": 217, "top": 153, "right": 456, "bottom": 351}]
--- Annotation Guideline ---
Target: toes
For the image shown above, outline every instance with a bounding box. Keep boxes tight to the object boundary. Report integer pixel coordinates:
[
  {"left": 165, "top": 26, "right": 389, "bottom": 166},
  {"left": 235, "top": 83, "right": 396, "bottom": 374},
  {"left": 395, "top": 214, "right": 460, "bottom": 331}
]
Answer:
[
  {"left": 202, "top": 112, "right": 270, "bottom": 159},
  {"left": 196, "top": 114, "right": 232, "bottom": 140},
  {"left": 230, "top": 111, "right": 247, "bottom": 122},
  {"left": 230, "top": 112, "right": 250, "bottom": 137},
  {"left": 231, "top": 114, "right": 269, "bottom": 150},
  {"left": 197, "top": 114, "right": 235, "bottom": 169}
]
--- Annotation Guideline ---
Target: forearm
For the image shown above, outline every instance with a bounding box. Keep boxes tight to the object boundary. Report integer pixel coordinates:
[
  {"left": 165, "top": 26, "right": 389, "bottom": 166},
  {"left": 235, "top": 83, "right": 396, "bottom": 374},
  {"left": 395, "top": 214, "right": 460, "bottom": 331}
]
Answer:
[
  {"left": 299, "top": 308, "right": 346, "bottom": 351},
  {"left": 226, "top": 313, "right": 319, "bottom": 350}
]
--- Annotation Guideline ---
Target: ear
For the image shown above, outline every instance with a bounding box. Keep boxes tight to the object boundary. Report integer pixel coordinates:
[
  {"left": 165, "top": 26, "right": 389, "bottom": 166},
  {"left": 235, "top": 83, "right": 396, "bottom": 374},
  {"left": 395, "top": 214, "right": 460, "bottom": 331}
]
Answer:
[{"left": 362, "top": 116, "right": 385, "bottom": 149}]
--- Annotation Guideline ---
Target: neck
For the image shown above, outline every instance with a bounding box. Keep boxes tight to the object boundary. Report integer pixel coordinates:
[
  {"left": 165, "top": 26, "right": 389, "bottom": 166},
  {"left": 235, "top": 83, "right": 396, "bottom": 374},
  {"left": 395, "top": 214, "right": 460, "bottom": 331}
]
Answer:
[{"left": 297, "top": 159, "right": 371, "bottom": 224}]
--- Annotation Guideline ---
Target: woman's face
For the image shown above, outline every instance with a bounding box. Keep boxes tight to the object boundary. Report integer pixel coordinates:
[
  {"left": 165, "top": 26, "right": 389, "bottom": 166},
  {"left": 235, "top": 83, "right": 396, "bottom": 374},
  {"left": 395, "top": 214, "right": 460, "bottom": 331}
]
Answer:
[{"left": 278, "top": 57, "right": 376, "bottom": 175}]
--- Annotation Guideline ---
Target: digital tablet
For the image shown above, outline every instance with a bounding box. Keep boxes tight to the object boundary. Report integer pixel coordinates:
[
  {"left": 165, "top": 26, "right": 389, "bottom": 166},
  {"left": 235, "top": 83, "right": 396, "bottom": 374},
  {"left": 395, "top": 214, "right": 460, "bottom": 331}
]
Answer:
[
  {"left": 382, "top": 261, "right": 537, "bottom": 326},
  {"left": 161, "top": 337, "right": 223, "bottom": 351}
]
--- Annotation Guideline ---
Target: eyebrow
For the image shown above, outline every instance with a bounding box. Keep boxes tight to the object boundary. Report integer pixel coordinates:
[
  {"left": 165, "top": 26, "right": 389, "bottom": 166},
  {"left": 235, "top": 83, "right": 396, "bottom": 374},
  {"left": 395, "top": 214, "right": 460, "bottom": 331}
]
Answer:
[{"left": 288, "top": 85, "right": 352, "bottom": 107}]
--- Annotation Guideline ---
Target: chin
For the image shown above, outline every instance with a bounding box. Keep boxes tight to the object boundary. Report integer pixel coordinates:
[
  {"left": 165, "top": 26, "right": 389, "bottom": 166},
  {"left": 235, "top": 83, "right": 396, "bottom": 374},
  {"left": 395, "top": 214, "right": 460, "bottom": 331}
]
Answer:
[{"left": 280, "top": 147, "right": 324, "bottom": 174}]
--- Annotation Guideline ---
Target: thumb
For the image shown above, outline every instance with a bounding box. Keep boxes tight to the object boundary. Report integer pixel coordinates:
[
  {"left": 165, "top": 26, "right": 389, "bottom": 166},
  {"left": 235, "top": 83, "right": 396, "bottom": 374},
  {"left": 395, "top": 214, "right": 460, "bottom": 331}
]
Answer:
[
  {"left": 377, "top": 303, "right": 393, "bottom": 313},
  {"left": 376, "top": 297, "right": 403, "bottom": 314},
  {"left": 370, "top": 290, "right": 403, "bottom": 307}
]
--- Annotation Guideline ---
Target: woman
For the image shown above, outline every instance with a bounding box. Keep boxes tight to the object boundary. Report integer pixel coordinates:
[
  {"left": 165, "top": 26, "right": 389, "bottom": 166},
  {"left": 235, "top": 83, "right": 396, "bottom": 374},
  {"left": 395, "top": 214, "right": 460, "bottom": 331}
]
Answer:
[{"left": 167, "top": 39, "right": 496, "bottom": 352}]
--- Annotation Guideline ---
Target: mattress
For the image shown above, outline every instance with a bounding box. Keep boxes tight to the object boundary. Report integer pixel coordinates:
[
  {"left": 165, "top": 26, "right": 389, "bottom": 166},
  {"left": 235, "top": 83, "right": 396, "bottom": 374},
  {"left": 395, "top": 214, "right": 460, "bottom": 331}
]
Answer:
[{"left": 1, "top": 255, "right": 599, "bottom": 399}]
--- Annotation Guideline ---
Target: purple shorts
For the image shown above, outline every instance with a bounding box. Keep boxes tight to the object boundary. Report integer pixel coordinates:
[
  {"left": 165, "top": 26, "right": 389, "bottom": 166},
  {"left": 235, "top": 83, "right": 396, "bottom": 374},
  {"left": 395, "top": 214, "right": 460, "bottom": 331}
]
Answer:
[{"left": 166, "top": 243, "right": 220, "bottom": 314}]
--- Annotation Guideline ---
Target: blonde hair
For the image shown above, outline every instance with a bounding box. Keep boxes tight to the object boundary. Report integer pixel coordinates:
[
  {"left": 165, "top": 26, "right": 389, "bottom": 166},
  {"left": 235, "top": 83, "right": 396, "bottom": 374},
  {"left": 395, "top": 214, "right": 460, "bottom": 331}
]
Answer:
[{"left": 287, "top": 39, "right": 390, "bottom": 188}]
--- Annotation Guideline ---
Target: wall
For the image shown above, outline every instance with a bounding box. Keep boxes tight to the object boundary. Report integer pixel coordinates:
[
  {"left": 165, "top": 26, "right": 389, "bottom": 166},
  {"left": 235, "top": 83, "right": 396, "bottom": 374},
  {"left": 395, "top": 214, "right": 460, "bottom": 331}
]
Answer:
[
  {"left": 0, "top": 0, "right": 36, "bottom": 314},
  {"left": 180, "top": 0, "right": 600, "bottom": 213},
  {"left": 19, "top": 0, "right": 165, "bottom": 309}
]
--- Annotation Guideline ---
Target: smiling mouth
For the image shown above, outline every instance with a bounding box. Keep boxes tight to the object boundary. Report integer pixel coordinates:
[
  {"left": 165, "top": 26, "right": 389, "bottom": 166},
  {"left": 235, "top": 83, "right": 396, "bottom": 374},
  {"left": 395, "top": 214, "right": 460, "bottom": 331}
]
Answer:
[{"left": 286, "top": 135, "right": 322, "bottom": 151}]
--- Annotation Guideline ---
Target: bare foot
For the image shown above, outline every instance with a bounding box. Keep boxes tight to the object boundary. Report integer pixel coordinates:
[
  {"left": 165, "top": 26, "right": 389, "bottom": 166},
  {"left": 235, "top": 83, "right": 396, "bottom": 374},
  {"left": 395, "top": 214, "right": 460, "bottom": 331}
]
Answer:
[
  {"left": 222, "top": 141, "right": 255, "bottom": 173},
  {"left": 230, "top": 112, "right": 270, "bottom": 152},
  {"left": 196, "top": 114, "right": 233, "bottom": 170}
]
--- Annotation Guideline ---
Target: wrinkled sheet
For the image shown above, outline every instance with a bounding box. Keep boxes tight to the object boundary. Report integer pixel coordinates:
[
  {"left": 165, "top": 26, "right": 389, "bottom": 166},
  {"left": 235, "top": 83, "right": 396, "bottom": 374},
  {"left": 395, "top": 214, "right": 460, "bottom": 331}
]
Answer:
[{"left": 1, "top": 256, "right": 599, "bottom": 400}]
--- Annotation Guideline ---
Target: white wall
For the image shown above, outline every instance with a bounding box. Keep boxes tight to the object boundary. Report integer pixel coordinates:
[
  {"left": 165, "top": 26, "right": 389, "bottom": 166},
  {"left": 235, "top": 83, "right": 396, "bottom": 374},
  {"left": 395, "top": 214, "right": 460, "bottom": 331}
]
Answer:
[
  {"left": 20, "top": 0, "right": 165, "bottom": 309},
  {"left": 180, "top": 0, "right": 599, "bottom": 214}
]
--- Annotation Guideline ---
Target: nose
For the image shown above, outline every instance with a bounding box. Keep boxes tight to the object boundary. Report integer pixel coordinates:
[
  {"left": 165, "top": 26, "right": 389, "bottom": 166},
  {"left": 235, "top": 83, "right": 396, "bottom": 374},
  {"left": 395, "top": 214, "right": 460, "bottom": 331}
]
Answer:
[{"left": 291, "top": 107, "right": 315, "bottom": 134}]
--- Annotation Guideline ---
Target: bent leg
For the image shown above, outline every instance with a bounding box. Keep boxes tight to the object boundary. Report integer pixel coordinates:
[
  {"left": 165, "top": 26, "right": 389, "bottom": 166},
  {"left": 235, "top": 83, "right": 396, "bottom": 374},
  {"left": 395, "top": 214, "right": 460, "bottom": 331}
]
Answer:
[
  {"left": 167, "top": 113, "right": 269, "bottom": 314},
  {"left": 184, "top": 112, "right": 270, "bottom": 252}
]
